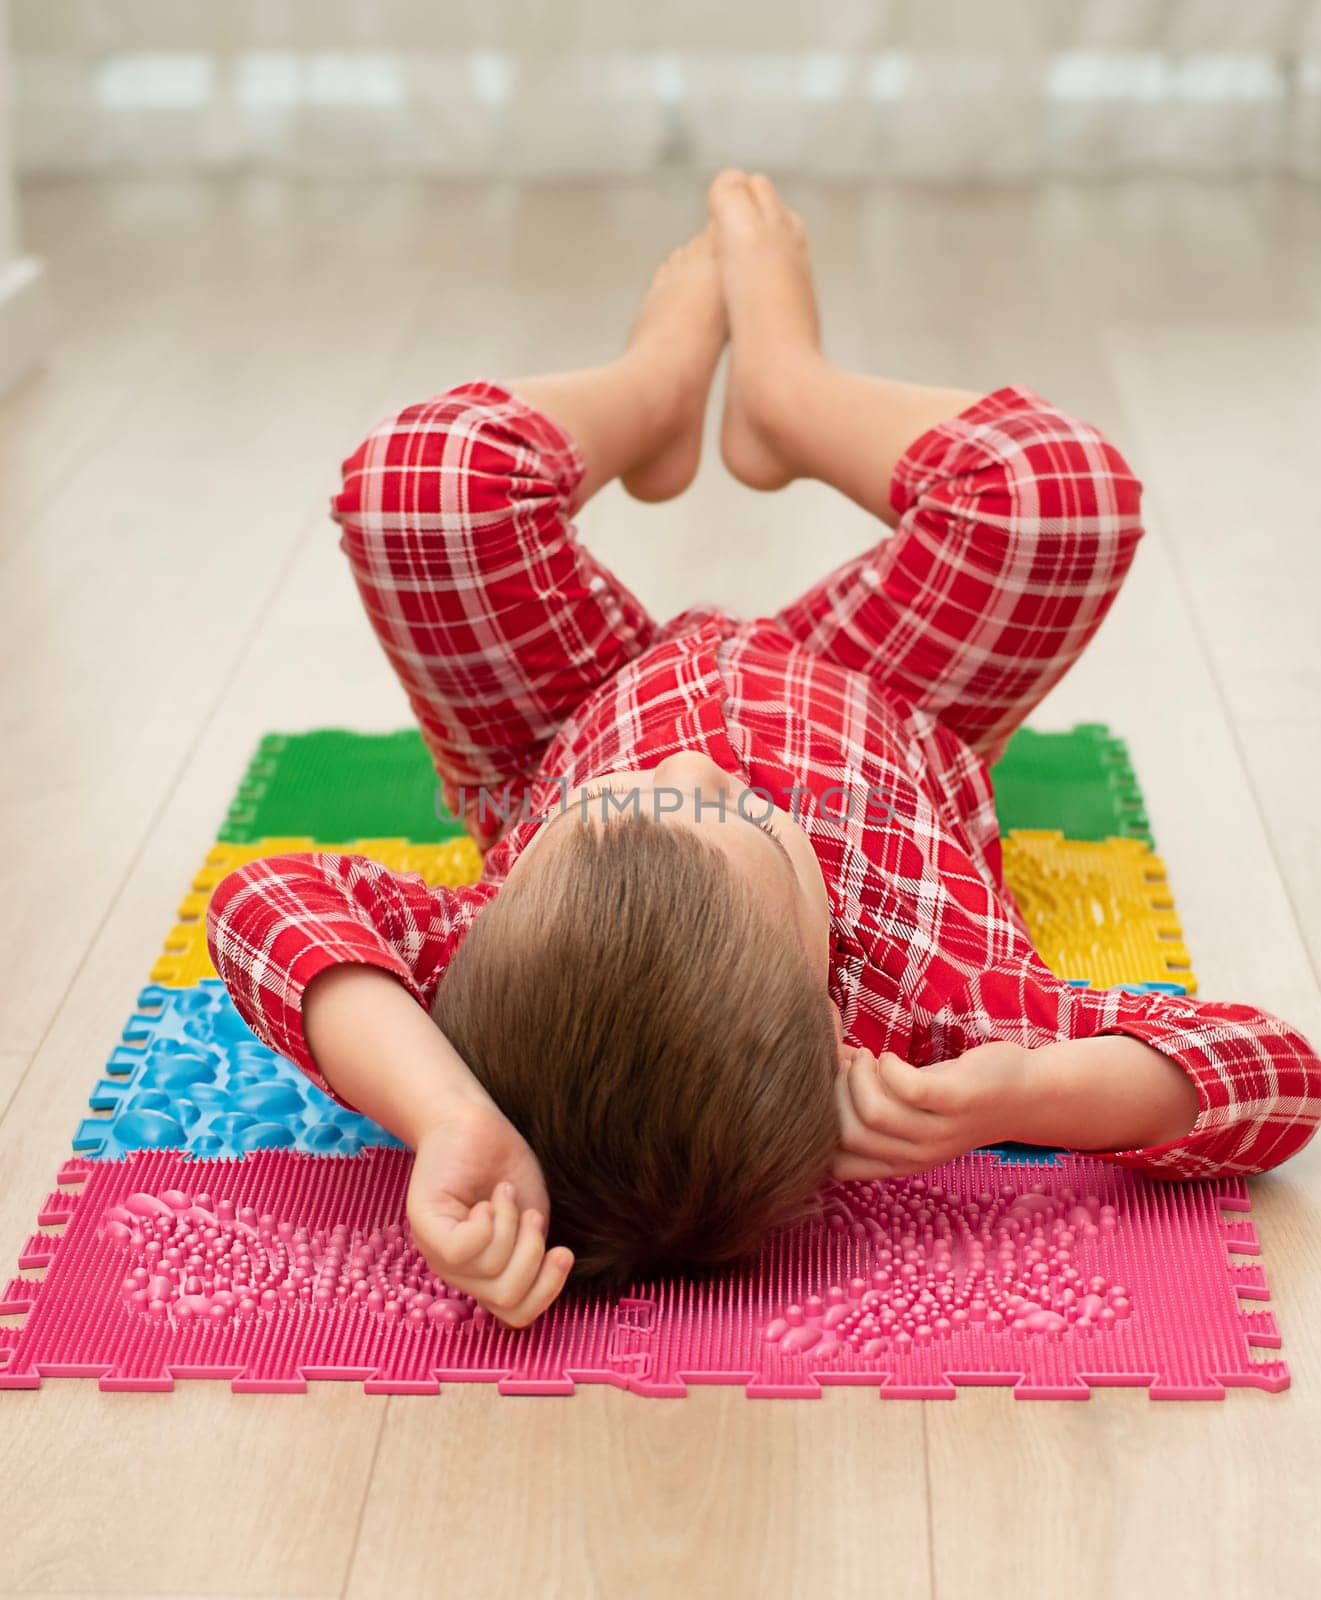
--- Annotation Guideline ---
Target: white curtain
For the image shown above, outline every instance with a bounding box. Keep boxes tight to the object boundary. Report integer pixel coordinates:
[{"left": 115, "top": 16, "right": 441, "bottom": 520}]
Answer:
[{"left": 11, "top": 0, "right": 1321, "bottom": 179}]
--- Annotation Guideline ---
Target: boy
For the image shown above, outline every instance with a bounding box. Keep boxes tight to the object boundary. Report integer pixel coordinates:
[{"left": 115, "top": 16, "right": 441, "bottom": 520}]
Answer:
[{"left": 208, "top": 172, "right": 1321, "bottom": 1329}]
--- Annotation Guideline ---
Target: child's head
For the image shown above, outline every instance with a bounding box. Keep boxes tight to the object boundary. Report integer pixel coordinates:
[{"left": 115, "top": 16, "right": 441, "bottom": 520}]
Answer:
[{"left": 432, "top": 813, "right": 840, "bottom": 1290}]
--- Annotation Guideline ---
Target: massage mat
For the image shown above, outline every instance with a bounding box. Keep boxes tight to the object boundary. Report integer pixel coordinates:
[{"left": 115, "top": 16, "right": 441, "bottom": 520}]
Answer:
[{"left": 2, "top": 725, "right": 1282, "bottom": 1399}]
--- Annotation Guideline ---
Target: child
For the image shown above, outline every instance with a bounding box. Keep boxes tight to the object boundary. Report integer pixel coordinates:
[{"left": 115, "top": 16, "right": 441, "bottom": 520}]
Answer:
[{"left": 207, "top": 171, "right": 1321, "bottom": 1329}]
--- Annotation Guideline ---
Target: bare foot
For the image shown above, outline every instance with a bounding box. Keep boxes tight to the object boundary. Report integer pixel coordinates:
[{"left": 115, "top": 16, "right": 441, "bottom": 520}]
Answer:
[
  {"left": 619, "top": 225, "right": 728, "bottom": 504},
  {"left": 708, "top": 170, "right": 822, "bottom": 491}
]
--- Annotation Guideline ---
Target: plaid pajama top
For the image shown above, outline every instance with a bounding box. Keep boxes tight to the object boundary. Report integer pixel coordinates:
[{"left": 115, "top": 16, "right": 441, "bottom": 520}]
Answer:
[{"left": 207, "top": 381, "right": 1321, "bottom": 1179}]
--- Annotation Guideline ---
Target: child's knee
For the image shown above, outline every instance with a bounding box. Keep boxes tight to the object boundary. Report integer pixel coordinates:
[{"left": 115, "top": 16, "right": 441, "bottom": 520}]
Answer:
[
  {"left": 966, "top": 400, "right": 1145, "bottom": 549},
  {"left": 331, "top": 381, "right": 578, "bottom": 538}
]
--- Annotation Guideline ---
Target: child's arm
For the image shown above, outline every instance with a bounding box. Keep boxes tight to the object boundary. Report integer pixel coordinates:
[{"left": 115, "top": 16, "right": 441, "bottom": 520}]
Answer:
[
  {"left": 302, "top": 963, "right": 490, "bottom": 1144},
  {"left": 205, "top": 849, "right": 497, "bottom": 1107},
  {"left": 1005, "top": 1034, "right": 1201, "bottom": 1152},
  {"left": 831, "top": 1034, "right": 1202, "bottom": 1180},
  {"left": 835, "top": 949, "right": 1321, "bottom": 1179},
  {"left": 304, "top": 965, "right": 573, "bottom": 1327},
  {"left": 928, "top": 961, "right": 1321, "bottom": 1178},
  {"left": 208, "top": 863, "right": 573, "bottom": 1326}
]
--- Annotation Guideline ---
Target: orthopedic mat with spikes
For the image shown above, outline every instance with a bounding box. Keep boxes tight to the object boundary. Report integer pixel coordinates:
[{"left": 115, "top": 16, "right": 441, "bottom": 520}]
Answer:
[
  {"left": 0, "top": 725, "right": 1288, "bottom": 1398},
  {"left": 0, "top": 1150, "right": 1281, "bottom": 1398}
]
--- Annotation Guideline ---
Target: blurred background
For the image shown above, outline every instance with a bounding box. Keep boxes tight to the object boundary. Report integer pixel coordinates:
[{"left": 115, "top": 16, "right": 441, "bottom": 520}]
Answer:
[
  {"left": 3, "top": 1, "right": 1321, "bottom": 404},
  {"left": 5, "top": 0, "right": 1321, "bottom": 181},
  {"left": 3, "top": 1, "right": 1321, "bottom": 402}
]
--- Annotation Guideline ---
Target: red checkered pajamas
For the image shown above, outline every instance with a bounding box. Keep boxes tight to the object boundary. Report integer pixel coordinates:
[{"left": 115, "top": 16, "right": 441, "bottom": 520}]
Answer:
[{"left": 208, "top": 381, "right": 1321, "bottom": 1179}]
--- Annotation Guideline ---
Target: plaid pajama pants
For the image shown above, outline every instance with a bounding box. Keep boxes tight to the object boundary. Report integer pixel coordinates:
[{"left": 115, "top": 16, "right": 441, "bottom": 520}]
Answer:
[{"left": 330, "top": 380, "right": 1143, "bottom": 824}]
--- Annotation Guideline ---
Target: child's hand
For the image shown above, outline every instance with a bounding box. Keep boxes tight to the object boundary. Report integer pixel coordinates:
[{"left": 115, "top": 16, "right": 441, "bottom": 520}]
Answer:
[
  {"left": 830, "top": 1042, "right": 1025, "bottom": 1180},
  {"left": 406, "top": 1100, "right": 574, "bottom": 1329}
]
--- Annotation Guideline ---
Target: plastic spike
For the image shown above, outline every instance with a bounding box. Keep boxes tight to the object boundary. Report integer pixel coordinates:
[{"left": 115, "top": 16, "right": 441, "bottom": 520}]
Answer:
[
  {"left": 981, "top": 1142, "right": 1061, "bottom": 1166},
  {"left": 1229, "top": 1263, "right": 1270, "bottom": 1299},
  {"left": 0, "top": 1278, "right": 40, "bottom": 1315},
  {"left": 1222, "top": 1218, "right": 1261, "bottom": 1254},
  {"left": 1239, "top": 1309, "right": 1282, "bottom": 1348},
  {"left": 17, "top": 1234, "right": 59, "bottom": 1270},
  {"left": 36, "top": 1191, "right": 79, "bottom": 1225}
]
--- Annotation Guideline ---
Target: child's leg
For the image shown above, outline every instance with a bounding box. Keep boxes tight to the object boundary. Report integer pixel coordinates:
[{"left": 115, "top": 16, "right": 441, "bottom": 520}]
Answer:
[
  {"left": 708, "top": 172, "right": 1144, "bottom": 764},
  {"left": 773, "top": 375, "right": 1144, "bottom": 764},
  {"left": 331, "top": 230, "right": 726, "bottom": 843},
  {"left": 333, "top": 378, "right": 652, "bottom": 843}
]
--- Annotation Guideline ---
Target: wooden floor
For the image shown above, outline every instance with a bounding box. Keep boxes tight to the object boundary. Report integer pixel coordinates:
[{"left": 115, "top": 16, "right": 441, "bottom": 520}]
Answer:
[{"left": 1, "top": 175, "right": 1319, "bottom": 1600}]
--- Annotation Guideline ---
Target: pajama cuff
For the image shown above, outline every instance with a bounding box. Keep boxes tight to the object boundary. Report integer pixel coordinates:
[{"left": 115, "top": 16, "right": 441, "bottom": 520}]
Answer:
[{"left": 888, "top": 383, "right": 1053, "bottom": 518}]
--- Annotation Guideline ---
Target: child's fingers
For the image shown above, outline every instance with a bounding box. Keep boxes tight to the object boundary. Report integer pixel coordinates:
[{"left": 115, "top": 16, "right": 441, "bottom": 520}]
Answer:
[
  {"left": 491, "top": 1244, "right": 575, "bottom": 1330},
  {"left": 839, "top": 1051, "right": 926, "bottom": 1148},
  {"left": 834, "top": 1062, "right": 875, "bottom": 1150},
  {"left": 835, "top": 1058, "right": 892, "bottom": 1152},
  {"left": 878, "top": 1051, "right": 967, "bottom": 1117},
  {"left": 878, "top": 1052, "right": 972, "bottom": 1129},
  {"left": 427, "top": 1199, "right": 496, "bottom": 1270},
  {"left": 482, "top": 1207, "right": 555, "bottom": 1320},
  {"left": 873, "top": 1051, "right": 937, "bottom": 1109},
  {"left": 465, "top": 1182, "right": 519, "bottom": 1277},
  {"left": 830, "top": 1067, "right": 923, "bottom": 1175}
]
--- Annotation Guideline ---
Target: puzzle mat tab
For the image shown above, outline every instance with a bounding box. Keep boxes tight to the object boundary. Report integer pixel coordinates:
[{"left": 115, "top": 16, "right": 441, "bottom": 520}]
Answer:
[
  {"left": 0, "top": 1150, "right": 1281, "bottom": 1398},
  {"left": 990, "top": 722, "right": 1153, "bottom": 847},
  {"left": 220, "top": 728, "right": 465, "bottom": 845},
  {"left": 1001, "top": 831, "right": 1197, "bottom": 993},
  {"left": 74, "top": 982, "right": 404, "bottom": 1161},
  {"left": 151, "top": 836, "right": 482, "bottom": 986}
]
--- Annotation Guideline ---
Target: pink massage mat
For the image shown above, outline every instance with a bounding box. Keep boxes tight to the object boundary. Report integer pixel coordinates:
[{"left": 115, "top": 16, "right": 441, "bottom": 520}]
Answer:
[{"left": 0, "top": 1148, "right": 1281, "bottom": 1399}]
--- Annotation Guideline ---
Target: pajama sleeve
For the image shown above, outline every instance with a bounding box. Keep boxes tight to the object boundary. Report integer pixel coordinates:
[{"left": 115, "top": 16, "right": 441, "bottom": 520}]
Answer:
[
  {"left": 205, "top": 852, "right": 497, "bottom": 1107},
  {"left": 960, "top": 960, "right": 1321, "bottom": 1178}
]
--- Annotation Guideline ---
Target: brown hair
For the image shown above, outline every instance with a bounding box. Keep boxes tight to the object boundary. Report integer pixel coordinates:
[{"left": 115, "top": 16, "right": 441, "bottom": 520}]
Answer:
[{"left": 431, "top": 818, "right": 839, "bottom": 1290}]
